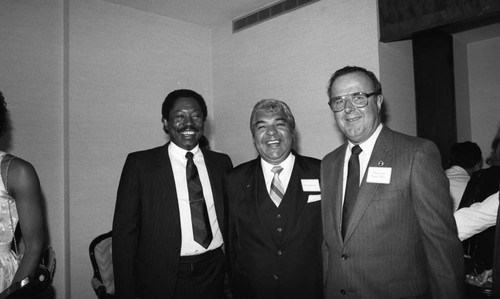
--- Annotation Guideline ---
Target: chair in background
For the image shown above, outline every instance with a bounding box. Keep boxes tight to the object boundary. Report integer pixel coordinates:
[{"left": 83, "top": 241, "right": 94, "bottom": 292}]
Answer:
[{"left": 89, "top": 231, "right": 114, "bottom": 298}]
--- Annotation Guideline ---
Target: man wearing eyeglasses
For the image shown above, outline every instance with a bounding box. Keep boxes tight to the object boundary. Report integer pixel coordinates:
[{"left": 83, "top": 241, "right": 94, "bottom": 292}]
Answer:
[{"left": 321, "top": 66, "right": 466, "bottom": 298}]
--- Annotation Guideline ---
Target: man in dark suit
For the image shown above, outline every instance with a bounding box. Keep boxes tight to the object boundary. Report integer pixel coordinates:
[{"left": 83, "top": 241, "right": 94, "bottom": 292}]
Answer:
[
  {"left": 112, "top": 89, "right": 232, "bottom": 299},
  {"left": 321, "top": 66, "right": 466, "bottom": 298},
  {"left": 225, "top": 99, "right": 323, "bottom": 299}
]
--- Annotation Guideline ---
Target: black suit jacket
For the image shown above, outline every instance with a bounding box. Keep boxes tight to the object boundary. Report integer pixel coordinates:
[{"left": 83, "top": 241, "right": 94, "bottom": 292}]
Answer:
[
  {"left": 112, "top": 143, "right": 232, "bottom": 298},
  {"left": 225, "top": 154, "right": 323, "bottom": 299},
  {"left": 459, "top": 165, "right": 500, "bottom": 268}
]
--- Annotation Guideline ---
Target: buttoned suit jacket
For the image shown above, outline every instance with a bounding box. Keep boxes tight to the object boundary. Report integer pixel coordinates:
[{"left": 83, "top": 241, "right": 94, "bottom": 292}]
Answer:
[
  {"left": 321, "top": 126, "right": 465, "bottom": 298},
  {"left": 225, "top": 154, "right": 323, "bottom": 299},
  {"left": 112, "top": 143, "right": 232, "bottom": 299}
]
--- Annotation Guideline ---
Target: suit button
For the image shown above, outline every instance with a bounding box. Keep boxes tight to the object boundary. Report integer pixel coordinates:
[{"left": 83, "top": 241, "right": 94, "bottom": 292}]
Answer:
[
  {"left": 277, "top": 250, "right": 282, "bottom": 256},
  {"left": 273, "top": 274, "right": 279, "bottom": 280},
  {"left": 341, "top": 254, "right": 348, "bottom": 260},
  {"left": 276, "top": 214, "right": 281, "bottom": 219},
  {"left": 277, "top": 227, "right": 283, "bottom": 232},
  {"left": 340, "top": 289, "right": 346, "bottom": 295}
]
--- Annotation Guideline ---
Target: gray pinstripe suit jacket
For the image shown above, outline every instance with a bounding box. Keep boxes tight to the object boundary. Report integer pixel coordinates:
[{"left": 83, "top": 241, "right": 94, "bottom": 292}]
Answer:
[{"left": 321, "top": 126, "right": 465, "bottom": 298}]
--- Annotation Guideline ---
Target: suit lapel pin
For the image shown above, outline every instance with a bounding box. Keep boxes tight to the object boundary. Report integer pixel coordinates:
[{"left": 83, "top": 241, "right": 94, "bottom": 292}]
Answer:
[{"left": 378, "top": 161, "right": 384, "bottom": 166}]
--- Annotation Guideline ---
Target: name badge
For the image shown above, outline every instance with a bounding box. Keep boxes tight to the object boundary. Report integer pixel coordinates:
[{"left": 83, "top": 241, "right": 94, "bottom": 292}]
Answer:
[
  {"left": 366, "top": 167, "right": 392, "bottom": 184},
  {"left": 307, "top": 194, "right": 321, "bottom": 203},
  {"left": 301, "top": 179, "right": 320, "bottom": 192}
]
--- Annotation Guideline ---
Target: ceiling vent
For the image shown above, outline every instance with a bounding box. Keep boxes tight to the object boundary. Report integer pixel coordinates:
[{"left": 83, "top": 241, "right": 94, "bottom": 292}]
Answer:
[{"left": 233, "top": 0, "right": 320, "bottom": 33}]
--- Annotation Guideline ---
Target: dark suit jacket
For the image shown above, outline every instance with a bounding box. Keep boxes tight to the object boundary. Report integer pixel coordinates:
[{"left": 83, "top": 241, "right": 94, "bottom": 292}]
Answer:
[
  {"left": 112, "top": 143, "right": 232, "bottom": 299},
  {"left": 494, "top": 184, "right": 500, "bottom": 298},
  {"left": 321, "top": 126, "right": 465, "bottom": 298},
  {"left": 459, "top": 166, "right": 500, "bottom": 268},
  {"left": 225, "top": 154, "right": 323, "bottom": 299}
]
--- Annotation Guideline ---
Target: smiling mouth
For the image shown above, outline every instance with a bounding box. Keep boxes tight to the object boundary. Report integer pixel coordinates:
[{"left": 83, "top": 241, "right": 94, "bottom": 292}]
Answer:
[
  {"left": 267, "top": 140, "right": 280, "bottom": 147},
  {"left": 346, "top": 117, "right": 361, "bottom": 123},
  {"left": 180, "top": 129, "right": 198, "bottom": 137}
]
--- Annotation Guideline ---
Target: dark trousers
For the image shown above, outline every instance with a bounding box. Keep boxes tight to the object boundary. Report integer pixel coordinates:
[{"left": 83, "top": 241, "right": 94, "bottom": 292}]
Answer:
[{"left": 173, "top": 247, "right": 225, "bottom": 299}]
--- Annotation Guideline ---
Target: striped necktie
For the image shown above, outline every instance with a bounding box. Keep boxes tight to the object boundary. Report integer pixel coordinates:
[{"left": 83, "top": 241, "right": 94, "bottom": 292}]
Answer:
[{"left": 270, "top": 165, "right": 285, "bottom": 207}]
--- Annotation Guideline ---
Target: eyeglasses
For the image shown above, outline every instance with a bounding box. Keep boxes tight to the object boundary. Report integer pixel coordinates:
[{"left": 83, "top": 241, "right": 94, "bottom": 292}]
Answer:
[{"left": 328, "top": 91, "right": 380, "bottom": 112}]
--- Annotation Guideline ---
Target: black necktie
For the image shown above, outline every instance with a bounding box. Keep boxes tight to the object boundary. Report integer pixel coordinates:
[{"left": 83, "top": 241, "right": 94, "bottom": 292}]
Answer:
[
  {"left": 186, "top": 152, "right": 212, "bottom": 248},
  {"left": 342, "top": 145, "right": 362, "bottom": 238}
]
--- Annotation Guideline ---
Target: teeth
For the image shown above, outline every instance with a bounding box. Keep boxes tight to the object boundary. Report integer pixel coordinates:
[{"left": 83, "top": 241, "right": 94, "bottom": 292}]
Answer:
[
  {"left": 268, "top": 140, "right": 279, "bottom": 145},
  {"left": 182, "top": 131, "right": 195, "bottom": 135}
]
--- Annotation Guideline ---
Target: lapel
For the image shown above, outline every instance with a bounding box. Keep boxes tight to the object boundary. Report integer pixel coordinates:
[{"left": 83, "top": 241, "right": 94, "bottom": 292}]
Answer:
[
  {"left": 156, "top": 143, "right": 181, "bottom": 228},
  {"left": 251, "top": 158, "right": 278, "bottom": 245},
  {"left": 343, "top": 127, "right": 395, "bottom": 243},
  {"left": 330, "top": 145, "right": 347, "bottom": 246},
  {"left": 280, "top": 155, "right": 310, "bottom": 245}
]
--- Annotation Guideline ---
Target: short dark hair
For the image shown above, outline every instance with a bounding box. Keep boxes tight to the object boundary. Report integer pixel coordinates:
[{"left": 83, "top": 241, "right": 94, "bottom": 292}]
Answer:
[
  {"left": 250, "top": 99, "right": 295, "bottom": 136},
  {"left": 161, "top": 89, "right": 207, "bottom": 121},
  {"left": 0, "top": 91, "right": 8, "bottom": 137},
  {"left": 449, "top": 141, "right": 482, "bottom": 169},
  {"left": 327, "top": 66, "right": 382, "bottom": 97}
]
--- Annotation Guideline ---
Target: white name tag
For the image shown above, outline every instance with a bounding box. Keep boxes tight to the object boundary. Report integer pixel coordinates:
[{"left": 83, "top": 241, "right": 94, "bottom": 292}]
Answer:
[
  {"left": 366, "top": 167, "right": 392, "bottom": 184},
  {"left": 307, "top": 194, "right": 321, "bottom": 203},
  {"left": 301, "top": 179, "right": 320, "bottom": 192}
]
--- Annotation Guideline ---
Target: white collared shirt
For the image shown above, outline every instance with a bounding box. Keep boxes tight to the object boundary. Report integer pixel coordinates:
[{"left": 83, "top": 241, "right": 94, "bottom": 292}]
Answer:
[
  {"left": 261, "top": 153, "right": 295, "bottom": 201},
  {"left": 168, "top": 142, "right": 223, "bottom": 256},
  {"left": 342, "top": 124, "right": 383, "bottom": 205},
  {"left": 445, "top": 165, "right": 470, "bottom": 211}
]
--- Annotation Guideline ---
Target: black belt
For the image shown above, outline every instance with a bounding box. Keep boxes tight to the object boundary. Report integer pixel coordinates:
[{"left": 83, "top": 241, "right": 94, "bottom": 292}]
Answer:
[{"left": 177, "top": 247, "right": 223, "bottom": 276}]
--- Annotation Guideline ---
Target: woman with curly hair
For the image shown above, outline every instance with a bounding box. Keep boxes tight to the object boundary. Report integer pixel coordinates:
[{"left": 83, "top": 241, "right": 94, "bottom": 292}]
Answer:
[{"left": 0, "top": 91, "right": 45, "bottom": 295}]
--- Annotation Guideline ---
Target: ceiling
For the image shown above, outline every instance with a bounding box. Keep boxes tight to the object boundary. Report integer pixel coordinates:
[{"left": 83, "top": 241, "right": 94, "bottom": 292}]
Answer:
[
  {"left": 102, "top": 0, "right": 499, "bottom": 42},
  {"left": 453, "top": 22, "right": 500, "bottom": 44},
  {"left": 102, "top": 0, "right": 279, "bottom": 27}
]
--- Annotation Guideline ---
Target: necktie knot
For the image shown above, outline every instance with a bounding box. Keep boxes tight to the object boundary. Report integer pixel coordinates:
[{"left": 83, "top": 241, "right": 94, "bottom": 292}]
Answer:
[
  {"left": 271, "top": 165, "right": 283, "bottom": 175},
  {"left": 351, "top": 145, "right": 362, "bottom": 156},
  {"left": 186, "top": 151, "right": 194, "bottom": 161}
]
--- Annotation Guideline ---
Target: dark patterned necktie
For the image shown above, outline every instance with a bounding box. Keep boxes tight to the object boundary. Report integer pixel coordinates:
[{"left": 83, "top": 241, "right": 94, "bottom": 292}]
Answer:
[
  {"left": 185, "top": 152, "right": 212, "bottom": 248},
  {"left": 341, "top": 145, "right": 362, "bottom": 239},
  {"left": 270, "top": 165, "right": 284, "bottom": 207}
]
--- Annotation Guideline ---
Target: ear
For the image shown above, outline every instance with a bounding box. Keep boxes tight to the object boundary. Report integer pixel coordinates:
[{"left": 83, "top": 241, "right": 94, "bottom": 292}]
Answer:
[
  {"left": 376, "top": 95, "right": 384, "bottom": 113},
  {"left": 161, "top": 117, "right": 168, "bottom": 134}
]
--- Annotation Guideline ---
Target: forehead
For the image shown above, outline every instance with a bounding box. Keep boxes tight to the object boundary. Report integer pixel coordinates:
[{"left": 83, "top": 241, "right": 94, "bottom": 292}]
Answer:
[
  {"left": 254, "top": 109, "right": 286, "bottom": 122},
  {"left": 171, "top": 97, "right": 201, "bottom": 112},
  {"left": 330, "top": 72, "right": 374, "bottom": 96}
]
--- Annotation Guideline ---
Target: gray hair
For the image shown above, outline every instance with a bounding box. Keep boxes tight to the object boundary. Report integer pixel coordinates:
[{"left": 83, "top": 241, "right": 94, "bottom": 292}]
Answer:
[{"left": 250, "top": 99, "right": 296, "bottom": 135}]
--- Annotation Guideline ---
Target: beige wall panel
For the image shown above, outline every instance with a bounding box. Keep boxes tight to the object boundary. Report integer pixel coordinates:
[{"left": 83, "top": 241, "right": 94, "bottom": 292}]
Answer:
[
  {"left": 468, "top": 37, "right": 500, "bottom": 161},
  {"left": 0, "top": 0, "right": 65, "bottom": 297},
  {"left": 212, "top": 0, "right": 380, "bottom": 166},
  {"left": 68, "top": 0, "right": 212, "bottom": 297}
]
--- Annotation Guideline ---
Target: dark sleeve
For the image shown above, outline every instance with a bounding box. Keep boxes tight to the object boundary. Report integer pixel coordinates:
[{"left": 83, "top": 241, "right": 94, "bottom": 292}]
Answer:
[
  {"left": 493, "top": 187, "right": 500, "bottom": 296},
  {"left": 112, "top": 154, "right": 141, "bottom": 299}
]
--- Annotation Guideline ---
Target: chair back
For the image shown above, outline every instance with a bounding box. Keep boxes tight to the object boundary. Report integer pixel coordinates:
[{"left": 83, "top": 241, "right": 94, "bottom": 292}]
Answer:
[{"left": 89, "top": 231, "right": 114, "bottom": 298}]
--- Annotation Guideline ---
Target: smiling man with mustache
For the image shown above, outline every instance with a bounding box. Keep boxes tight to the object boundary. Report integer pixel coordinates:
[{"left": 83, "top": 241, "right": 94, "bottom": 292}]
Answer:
[
  {"left": 225, "top": 99, "right": 323, "bottom": 299},
  {"left": 112, "top": 89, "right": 233, "bottom": 299}
]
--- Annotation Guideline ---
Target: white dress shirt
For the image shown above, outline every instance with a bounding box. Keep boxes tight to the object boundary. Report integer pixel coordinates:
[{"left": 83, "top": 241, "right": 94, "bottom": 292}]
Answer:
[
  {"left": 445, "top": 165, "right": 470, "bottom": 211},
  {"left": 454, "top": 191, "right": 498, "bottom": 241},
  {"left": 169, "top": 142, "right": 223, "bottom": 256},
  {"left": 261, "top": 153, "right": 295, "bottom": 206},
  {"left": 342, "top": 124, "right": 383, "bottom": 205}
]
